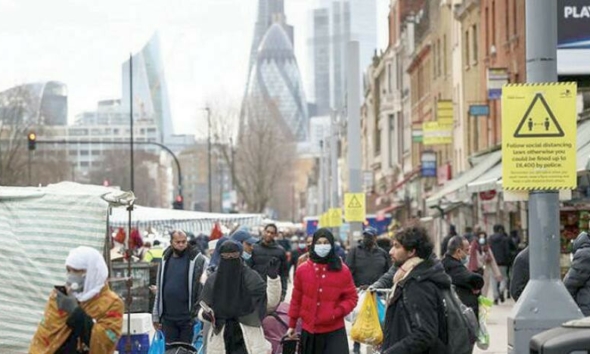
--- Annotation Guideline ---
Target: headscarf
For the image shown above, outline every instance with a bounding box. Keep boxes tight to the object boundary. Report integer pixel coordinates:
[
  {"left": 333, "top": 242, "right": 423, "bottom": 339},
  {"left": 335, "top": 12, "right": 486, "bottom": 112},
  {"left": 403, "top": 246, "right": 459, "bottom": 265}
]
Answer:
[
  {"left": 211, "top": 241, "right": 255, "bottom": 332},
  {"left": 65, "top": 246, "right": 108, "bottom": 302},
  {"left": 208, "top": 236, "right": 229, "bottom": 270},
  {"left": 309, "top": 228, "right": 342, "bottom": 271}
]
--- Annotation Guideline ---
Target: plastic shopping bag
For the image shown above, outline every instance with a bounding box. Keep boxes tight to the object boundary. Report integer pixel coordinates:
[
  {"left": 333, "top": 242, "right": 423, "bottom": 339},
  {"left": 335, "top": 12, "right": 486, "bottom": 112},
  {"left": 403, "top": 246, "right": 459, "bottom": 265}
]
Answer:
[
  {"left": 346, "top": 290, "right": 365, "bottom": 323},
  {"left": 376, "top": 294, "right": 386, "bottom": 327},
  {"left": 351, "top": 292, "right": 383, "bottom": 345},
  {"left": 476, "top": 296, "right": 493, "bottom": 350},
  {"left": 148, "top": 330, "right": 166, "bottom": 354}
]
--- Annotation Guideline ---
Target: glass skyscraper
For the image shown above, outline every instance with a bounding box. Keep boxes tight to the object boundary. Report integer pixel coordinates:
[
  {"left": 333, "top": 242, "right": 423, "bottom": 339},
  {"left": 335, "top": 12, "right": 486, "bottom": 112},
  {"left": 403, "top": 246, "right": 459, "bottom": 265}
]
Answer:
[
  {"left": 245, "top": 23, "right": 309, "bottom": 141},
  {"left": 122, "top": 33, "right": 173, "bottom": 143}
]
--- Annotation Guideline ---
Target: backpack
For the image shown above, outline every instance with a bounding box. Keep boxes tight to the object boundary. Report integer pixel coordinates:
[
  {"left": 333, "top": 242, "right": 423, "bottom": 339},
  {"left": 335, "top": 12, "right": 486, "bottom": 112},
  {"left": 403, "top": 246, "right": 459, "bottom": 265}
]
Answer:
[{"left": 438, "top": 285, "right": 479, "bottom": 354}]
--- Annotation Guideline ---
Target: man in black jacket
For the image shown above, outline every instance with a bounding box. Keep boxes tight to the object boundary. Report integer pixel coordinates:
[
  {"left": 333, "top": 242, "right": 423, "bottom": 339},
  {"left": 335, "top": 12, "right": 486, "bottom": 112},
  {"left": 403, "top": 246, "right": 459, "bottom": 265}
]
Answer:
[
  {"left": 442, "top": 236, "right": 484, "bottom": 320},
  {"left": 152, "top": 230, "right": 207, "bottom": 343},
  {"left": 382, "top": 226, "right": 450, "bottom": 354},
  {"left": 488, "top": 224, "right": 514, "bottom": 303},
  {"left": 251, "top": 223, "right": 289, "bottom": 300},
  {"left": 346, "top": 227, "right": 391, "bottom": 353}
]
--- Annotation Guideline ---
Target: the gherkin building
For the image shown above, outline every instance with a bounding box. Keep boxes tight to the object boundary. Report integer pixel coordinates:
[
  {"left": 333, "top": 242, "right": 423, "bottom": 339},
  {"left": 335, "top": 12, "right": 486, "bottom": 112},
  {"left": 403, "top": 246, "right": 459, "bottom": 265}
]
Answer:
[{"left": 244, "top": 23, "right": 309, "bottom": 142}]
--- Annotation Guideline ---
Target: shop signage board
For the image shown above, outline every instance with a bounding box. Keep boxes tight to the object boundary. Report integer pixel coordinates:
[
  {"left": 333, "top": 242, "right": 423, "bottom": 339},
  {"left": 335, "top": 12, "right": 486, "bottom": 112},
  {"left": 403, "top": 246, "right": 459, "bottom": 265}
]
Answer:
[
  {"left": 502, "top": 83, "right": 577, "bottom": 190},
  {"left": 344, "top": 193, "right": 366, "bottom": 222}
]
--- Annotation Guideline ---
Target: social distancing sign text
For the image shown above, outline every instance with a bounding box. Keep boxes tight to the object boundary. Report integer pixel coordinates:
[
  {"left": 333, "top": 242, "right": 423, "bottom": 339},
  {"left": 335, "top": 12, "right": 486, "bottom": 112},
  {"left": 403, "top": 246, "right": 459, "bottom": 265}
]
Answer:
[{"left": 502, "top": 83, "right": 577, "bottom": 190}]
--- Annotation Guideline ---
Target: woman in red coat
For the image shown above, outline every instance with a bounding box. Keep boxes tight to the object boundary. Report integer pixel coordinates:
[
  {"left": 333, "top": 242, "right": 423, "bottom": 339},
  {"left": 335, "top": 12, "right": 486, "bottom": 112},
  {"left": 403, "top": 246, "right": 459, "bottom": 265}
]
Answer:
[{"left": 287, "top": 228, "right": 358, "bottom": 354}]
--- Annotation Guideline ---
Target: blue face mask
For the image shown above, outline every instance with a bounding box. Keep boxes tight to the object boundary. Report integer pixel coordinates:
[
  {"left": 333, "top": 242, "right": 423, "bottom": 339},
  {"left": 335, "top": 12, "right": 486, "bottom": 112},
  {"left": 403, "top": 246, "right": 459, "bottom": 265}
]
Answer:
[
  {"left": 479, "top": 238, "right": 486, "bottom": 245},
  {"left": 242, "top": 252, "right": 252, "bottom": 261},
  {"left": 314, "top": 244, "right": 332, "bottom": 258}
]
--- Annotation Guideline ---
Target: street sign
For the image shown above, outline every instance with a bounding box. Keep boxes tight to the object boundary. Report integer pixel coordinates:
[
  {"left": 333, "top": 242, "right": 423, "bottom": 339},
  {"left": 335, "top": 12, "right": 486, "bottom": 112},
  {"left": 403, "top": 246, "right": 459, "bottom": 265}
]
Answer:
[
  {"left": 502, "top": 83, "right": 577, "bottom": 190},
  {"left": 344, "top": 193, "right": 366, "bottom": 222},
  {"left": 329, "top": 208, "right": 342, "bottom": 227}
]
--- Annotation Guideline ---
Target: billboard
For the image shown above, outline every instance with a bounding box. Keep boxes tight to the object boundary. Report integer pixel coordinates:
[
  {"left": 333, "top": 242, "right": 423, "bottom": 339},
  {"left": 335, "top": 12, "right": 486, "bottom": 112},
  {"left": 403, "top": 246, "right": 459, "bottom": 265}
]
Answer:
[{"left": 558, "top": 0, "right": 590, "bottom": 75}]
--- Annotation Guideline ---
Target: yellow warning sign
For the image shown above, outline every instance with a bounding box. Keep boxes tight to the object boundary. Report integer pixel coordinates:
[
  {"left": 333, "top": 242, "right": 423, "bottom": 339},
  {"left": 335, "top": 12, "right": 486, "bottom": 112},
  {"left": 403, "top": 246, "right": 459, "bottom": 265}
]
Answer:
[
  {"left": 344, "top": 193, "right": 366, "bottom": 222},
  {"left": 502, "top": 83, "right": 577, "bottom": 190},
  {"left": 329, "top": 208, "right": 342, "bottom": 227},
  {"left": 320, "top": 212, "right": 330, "bottom": 228}
]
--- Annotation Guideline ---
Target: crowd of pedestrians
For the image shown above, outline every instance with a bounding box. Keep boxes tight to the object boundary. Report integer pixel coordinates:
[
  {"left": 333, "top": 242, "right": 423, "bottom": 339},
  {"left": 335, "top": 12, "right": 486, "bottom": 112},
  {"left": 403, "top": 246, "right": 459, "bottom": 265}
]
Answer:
[{"left": 32, "top": 221, "right": 534, "bottom": 354}]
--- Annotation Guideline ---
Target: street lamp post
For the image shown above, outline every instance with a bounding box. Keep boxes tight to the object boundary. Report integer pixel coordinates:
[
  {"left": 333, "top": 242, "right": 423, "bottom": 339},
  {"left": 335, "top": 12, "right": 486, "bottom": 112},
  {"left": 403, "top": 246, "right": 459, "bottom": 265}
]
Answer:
[{"left": 206, "top": 107, "right": 212, "bottom": 212}]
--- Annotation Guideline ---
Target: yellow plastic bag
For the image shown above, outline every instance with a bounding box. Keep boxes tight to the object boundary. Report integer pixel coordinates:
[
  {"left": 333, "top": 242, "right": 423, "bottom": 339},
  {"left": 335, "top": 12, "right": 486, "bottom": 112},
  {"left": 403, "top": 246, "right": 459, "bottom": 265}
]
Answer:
[{"left": 350, "top": 292, "right": 383, "bottom": 345}]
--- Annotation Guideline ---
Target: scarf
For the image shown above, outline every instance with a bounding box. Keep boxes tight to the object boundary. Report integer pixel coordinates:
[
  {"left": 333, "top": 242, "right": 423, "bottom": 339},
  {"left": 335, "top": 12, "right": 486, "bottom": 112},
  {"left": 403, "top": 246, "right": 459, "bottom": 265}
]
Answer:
[
  {"left": 389, "top": 257, "right": 423, "bottom": 303},
  {"left": 65, "top": 246, "right": 108, "bottom": 302}
]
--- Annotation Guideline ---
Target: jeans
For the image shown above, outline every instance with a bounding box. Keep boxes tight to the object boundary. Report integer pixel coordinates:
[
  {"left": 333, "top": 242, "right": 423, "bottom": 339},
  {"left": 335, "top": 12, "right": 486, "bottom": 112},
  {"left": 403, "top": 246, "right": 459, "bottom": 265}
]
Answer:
[
  {"left": 492, "top": 266, "right": 508, "bottom": 300},
  {"left": 162, "top": 318, "right": 193, "bottom": 344}
]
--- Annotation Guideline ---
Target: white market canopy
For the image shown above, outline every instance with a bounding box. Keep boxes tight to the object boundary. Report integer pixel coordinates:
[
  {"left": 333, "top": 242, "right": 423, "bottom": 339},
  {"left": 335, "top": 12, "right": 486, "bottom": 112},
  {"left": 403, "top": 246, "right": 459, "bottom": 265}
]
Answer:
[{"left": 109, "top": 205, "right": 264, "bottom": 234}]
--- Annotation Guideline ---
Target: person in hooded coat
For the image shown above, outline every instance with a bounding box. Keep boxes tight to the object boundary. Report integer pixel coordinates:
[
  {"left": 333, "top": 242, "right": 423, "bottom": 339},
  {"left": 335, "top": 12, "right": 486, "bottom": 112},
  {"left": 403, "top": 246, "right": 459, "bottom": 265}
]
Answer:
[
  {"left": 199, "top": 241, "right": 271, "bottom": 354},
  {"left": 287, "top": 228, "right": 358, "bottom": 354},
  {"left": 381, "top": 226, "right": 450, "bottom": 354},
  {"left": 30, "top": 246, "right": 124, "bottom": 354},
  {"left": 564, "top": 231, "right": 590, "bottom": 315}
]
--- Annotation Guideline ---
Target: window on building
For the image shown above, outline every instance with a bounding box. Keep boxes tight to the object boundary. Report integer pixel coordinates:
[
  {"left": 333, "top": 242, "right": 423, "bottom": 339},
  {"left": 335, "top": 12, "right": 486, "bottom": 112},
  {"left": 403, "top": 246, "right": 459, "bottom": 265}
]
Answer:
[
  {"left": 375, "top": 117, "right": 381, "bottom": 156},
  {"left": 506, "top": 0, "right": 510, "bottom": 41},
  {"left": 472, "top": 24, "right": 478, "bottom": 62},
  {"left": 465, "top": 30, "right": 470, "bottom": 65},
  {"left": 91, "top": 150, "right": 100, "bottom": 156},
  {"left": 443, "top": 35, "right": 447, "bottom": 76},
  {"left": 80, "top": 161, "right": 89, "bottom": 167},
  {"left": 398, "top": 112, "right": 403, "bottom": 164},
  {"left": 432, "top": 41, "right": 438, "bottom": 78},
  {"left": 396, "top": 53, "right": 403, "bottom": 91},
  {"left": 80, "top": 150, "right": 89, "bottom": 156},
  {"left": 485, "top": 7, "right": 490, "bottom": 55},
  {"left": 513, "top": 0, "right": 518, "bottom": 36},
  {"left": 389, "top": 114, "right": 395, "bottom": 167},
  {"left": 69, "top": 150, "right": 77, "bottom": 156},
  {"left": 388, "top": 63, "right": 393, "bottom": 93},
  {"left": 491, "top": 1, "right": 496, "bottom": 48}
]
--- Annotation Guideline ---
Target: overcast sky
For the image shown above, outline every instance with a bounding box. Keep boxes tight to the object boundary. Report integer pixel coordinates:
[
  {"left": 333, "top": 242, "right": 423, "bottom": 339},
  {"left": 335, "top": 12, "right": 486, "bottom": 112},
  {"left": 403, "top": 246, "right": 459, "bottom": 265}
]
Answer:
[{"left": 0, "top": 0, "right": 389, "bottom": 136}]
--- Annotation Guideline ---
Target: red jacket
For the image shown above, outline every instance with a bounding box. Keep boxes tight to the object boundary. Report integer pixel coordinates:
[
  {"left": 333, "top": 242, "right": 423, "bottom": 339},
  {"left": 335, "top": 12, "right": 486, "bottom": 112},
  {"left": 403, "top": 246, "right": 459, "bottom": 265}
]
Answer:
[{"left": 288, "top": 259, "right": 358, "bottom": 334}]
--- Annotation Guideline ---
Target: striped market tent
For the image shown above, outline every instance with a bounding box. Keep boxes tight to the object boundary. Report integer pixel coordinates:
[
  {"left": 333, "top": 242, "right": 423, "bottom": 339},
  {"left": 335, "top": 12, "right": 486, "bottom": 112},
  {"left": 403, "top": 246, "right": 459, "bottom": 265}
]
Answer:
[
  {"left": 0, "top": 182, "right": 128, "bottom": 353},
  {"left": 108, "top": 205, "right": 264, "bottom": 235}
]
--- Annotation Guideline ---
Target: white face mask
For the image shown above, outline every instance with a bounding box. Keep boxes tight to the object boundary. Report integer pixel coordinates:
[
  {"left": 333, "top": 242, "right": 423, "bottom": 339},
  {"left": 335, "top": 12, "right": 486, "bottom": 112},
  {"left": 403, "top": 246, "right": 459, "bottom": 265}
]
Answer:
[
  {"left": 314, "top": 244, "right": 332, "bottom": 258},
  {"left": 479, "top": 238, "right": 486, "bottom": 245},
  {"left": 66, "top": 273, "right": 86, "bottom": 293},
  {"left": 241, "top": 252, "right": 252, "bottom": 261}
]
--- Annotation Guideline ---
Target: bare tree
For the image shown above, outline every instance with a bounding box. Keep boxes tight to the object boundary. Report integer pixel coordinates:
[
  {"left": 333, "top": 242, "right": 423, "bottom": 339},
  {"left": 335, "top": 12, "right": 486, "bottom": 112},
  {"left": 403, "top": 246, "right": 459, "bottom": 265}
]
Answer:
[
  {"left": 207, "top": 96, "right": 296, "bottom": 214},
  {"left": 87, "top": 149, "right": 165, "bottom": 207},
  {"left": 0, "top": 85, "right": 38, "bottom": 185}
]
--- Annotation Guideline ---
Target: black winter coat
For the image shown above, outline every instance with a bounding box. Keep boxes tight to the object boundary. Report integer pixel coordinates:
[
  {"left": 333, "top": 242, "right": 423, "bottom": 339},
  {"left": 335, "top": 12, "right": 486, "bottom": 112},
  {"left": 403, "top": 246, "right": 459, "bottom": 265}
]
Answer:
[
  {"left": 251, "top": 240, "right": 289, "bottom": 300},
  {"left": 488, "top": 232, "right": 513, "bottom": 266},
  {"left": 441, "top": 255, "right": 484, "bottom": 319},
  {"left": 564, "top": 232, "right": 590, "bottom": 315},
  {"left": 346, "top": 244, "right": 391, "bottom": 287},
  {"left": 382, "top": 259, "right": 451, "bottom": 354},
  {"left": 510, "top": 246, "right": 529, "bottom": 301}
]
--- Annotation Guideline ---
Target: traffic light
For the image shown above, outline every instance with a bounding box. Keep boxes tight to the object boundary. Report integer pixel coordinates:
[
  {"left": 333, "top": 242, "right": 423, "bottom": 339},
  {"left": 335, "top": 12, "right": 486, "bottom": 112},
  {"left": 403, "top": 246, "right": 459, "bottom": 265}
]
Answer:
[
  {"left": 172, "top": 195, "right": 184, "bottom": 210},
  {"left": 27, "top": 132, "right": 36, "bottom": 151}
]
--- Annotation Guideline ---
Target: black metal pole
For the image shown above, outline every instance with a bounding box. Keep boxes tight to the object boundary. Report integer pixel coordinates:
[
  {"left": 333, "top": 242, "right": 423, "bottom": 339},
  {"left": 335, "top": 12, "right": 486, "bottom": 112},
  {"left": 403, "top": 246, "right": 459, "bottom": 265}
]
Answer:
[
  {"left": 28, "top": 150, "right": 32, "bottom": 186},
  {"left": 207, "top": 108, "right": 212, "bottom": 212},
  {"left": 130, "top": 54, "right": 135, "bottom": 192}
]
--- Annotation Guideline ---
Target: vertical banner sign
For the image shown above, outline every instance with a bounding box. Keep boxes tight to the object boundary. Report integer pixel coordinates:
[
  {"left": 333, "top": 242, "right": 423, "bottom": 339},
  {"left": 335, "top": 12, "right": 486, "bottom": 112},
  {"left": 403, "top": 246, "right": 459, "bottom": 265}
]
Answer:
[
  {"left": 502, "top": 83, "right": 577, "bottom": 190},
  {"left": 344, "top": 193, "right": 366, "bottom": 222},
  {"left": 557, "top": 0, "right": 590, "bottom": 75},
  {"left": 329, "top": 208, "right": 343, "bottom": 227}
]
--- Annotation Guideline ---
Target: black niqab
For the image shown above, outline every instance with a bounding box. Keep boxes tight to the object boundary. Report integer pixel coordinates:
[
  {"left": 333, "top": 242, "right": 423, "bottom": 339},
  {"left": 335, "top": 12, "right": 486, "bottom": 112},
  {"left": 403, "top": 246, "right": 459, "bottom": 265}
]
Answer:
[
  {"left": 309, "top": 228, "right": 342, "bottom": 271},
  {"left": 212, "top": 241, "right": 255, "bottom": 330}
]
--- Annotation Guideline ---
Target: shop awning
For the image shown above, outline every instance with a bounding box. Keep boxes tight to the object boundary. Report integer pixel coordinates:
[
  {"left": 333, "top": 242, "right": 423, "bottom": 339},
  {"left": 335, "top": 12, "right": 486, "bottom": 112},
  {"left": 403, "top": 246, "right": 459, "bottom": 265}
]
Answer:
[
  {"left": 578, "top": 141, "right": 590, "bottom": 173},
  {"left": 467, "top": 163, "right": 502, "bottom": 193},
  {"left": 386, "top": 165, "right": 422, "bottom": 194},
  {"left": 425, "top": 150, "right": 502, "bottom": 208}
]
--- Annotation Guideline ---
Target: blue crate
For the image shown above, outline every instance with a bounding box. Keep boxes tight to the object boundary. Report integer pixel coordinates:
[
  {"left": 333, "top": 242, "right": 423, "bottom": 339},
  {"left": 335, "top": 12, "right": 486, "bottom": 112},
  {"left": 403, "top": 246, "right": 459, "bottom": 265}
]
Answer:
[{"left": 117, "top": 333, "right": 150, "bottom": 354}]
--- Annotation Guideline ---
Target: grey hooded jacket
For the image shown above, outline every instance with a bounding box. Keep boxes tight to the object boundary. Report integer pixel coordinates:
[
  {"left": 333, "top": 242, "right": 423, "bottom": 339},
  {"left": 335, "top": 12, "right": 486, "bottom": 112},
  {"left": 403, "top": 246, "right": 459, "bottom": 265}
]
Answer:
[{"left": 564, "top": 232, "right": 590, "bottom": 316}]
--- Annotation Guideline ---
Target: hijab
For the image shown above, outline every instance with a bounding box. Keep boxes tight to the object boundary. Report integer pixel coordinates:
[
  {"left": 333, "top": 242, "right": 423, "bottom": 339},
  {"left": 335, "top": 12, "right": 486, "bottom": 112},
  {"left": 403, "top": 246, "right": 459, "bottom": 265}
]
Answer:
[
  {"left": 211, "top": 241, "right": 255, "bottom": 332},
  {"left": 309, "top": 228, "right": 342, "bottom": 271},
  {"left": 208, "top": 236, "right": 229, "bottom": 270},
  {"left": 65, "top": 246, "right": 108, "bottom": 302}
]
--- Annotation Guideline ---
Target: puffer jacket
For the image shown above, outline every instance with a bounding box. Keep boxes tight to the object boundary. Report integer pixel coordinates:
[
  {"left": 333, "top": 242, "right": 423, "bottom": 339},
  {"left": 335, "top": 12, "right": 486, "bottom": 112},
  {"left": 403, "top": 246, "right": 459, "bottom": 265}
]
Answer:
[
  {"left": 382, "top": 259, "right": 450, "bottom": 354},
  {"left": 564, "top": 232, "right": 590, "bottom": 315},
  {"left": 252, "top": 240, "right": 289, "bottom": 299},
  {"left": 488, "top": 232, "right": 513, "bottom": 266},
  {"left": 346, "top": 243, "right": 391, "bottom": 287},
  {"left": 288, "top": 259, "right": 358, "bottom": 334},
  {"left": 441, "top": 255, "right": 484, "bottom": 319}
]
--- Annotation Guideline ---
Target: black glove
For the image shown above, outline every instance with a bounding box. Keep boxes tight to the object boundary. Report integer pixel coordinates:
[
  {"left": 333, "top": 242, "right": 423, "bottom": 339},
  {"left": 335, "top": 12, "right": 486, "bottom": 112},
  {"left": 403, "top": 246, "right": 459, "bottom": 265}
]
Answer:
[
  {"left": 202, "top": 310, "right": 214, "bottom": 323},
  {"left": 268, "top": 257, "right": 280, "bottom": 279},
  {"left": 359, "top": 285, "right": 369, "bottom": 291},
  {"left": 56, "top": 291, "right": 78, "bottom": 314}
]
